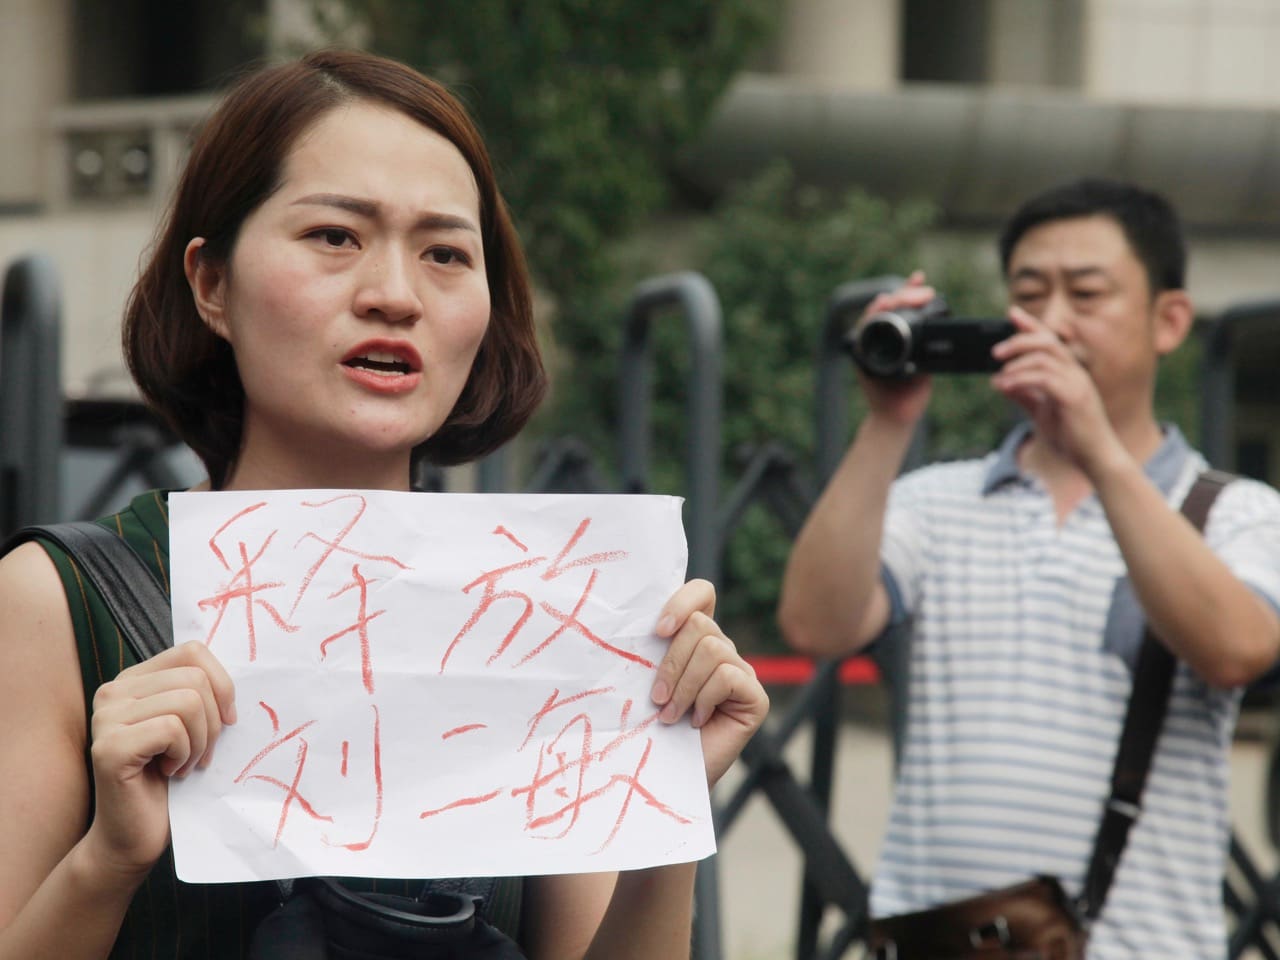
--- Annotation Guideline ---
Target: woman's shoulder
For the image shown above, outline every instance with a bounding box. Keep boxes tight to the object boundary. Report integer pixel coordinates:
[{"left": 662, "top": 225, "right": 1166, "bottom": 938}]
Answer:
[
  {"left": 0, "top": 537, "right": 70, "bottom": 619},
  {"left": 0, "top": 542, "right": 66, "bottom": 601},
  {"left": 0, "top": 487, "right": 174, "bottom": 688},
  {"left": 0, "top": 536, "right": 83, "bottom": 740}
]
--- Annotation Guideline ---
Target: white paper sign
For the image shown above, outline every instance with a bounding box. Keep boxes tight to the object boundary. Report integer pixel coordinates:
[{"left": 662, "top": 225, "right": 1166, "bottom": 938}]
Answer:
[{"left": 167, "top": 490, "right": 713, "bottom": 882}]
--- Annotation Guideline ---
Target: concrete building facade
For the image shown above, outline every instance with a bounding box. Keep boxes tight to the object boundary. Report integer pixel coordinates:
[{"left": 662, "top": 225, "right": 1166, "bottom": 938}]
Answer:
[{"left": 3, "top": 0, "right": 1280, "bottom": 471}]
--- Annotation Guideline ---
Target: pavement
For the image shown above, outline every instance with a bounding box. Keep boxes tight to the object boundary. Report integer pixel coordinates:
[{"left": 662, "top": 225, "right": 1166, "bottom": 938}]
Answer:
[{"left": 708, "top": 686, "right": 1280, "bottom": 960}]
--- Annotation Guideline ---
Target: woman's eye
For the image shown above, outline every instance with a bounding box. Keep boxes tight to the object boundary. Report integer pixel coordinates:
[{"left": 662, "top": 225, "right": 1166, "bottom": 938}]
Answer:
[
  {"left": 427, "top": 247, "right": 468, "bottom": 266},
  {"left": 311, "top": 228, "right": 354, "bottom": 248}
]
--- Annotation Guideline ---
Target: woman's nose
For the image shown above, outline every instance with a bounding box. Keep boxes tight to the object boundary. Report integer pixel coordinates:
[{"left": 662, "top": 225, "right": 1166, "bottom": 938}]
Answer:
[{"left": 354, "top": 250, "right": 422, "bottom": 324}]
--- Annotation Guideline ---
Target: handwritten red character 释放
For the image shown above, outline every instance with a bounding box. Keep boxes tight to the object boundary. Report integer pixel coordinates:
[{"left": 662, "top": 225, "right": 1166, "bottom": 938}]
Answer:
[
  {"left": 198, "top": 503, "right": 299, "bottom": 660},
  {"left": 288, "top": 494, "right": 410, "bottom": 617},
  {"left": 441, "top": 517, "right": 648, "bottom": 672},
  {"left": 319, "top": 563, "right": 386, "bottom": 694}
]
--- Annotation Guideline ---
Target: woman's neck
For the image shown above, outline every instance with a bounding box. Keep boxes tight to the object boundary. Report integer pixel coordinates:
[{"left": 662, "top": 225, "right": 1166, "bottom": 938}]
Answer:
[{"left": 220, "top": 446, "right": 414, "bottom": 492}]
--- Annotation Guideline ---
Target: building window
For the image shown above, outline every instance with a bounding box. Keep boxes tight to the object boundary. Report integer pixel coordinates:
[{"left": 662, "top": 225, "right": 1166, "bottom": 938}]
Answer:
[
  {"left": 900, "top": 0, "right": 1082, "bottom": 89},
  {"left": 901, "top": 0, "right": 990, "bottom": 84},
  {"left": 71, "top": 0, "right": 264, "bottom": 100}
]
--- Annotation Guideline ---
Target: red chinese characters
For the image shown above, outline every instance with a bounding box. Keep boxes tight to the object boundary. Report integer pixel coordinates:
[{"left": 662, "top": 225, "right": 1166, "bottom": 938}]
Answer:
[{"left": 184, "top": 495, "right": 694, "bottom": 868}]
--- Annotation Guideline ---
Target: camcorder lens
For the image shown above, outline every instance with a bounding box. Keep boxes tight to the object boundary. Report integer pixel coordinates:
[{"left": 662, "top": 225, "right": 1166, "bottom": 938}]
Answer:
[
  {"left": 858, "top": 316, "right": 911, "bottom": 377},
  {"left": 846, "top": 297, "right": 1012, "bottom": 378}
]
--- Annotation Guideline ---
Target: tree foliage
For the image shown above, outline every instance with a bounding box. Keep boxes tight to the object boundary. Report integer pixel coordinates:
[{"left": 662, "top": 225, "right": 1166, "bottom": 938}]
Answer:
[
  {"left": 304, "top": 5, "right": 1206, "bottom": 649},
  {"left": 676, "top": 163, "right": 1011, "bottom": 641},
  {"left": 314, "top": 0, "right": 780, "bottom": 346}
]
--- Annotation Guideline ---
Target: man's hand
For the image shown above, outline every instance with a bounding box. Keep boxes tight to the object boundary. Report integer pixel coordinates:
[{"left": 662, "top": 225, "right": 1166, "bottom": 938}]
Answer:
[
  {"left": 856, "top": 272, "right": 936, "bottom": 427},
  {"left": 990, "top": 305, "right": 1123, "bottom": 476}
]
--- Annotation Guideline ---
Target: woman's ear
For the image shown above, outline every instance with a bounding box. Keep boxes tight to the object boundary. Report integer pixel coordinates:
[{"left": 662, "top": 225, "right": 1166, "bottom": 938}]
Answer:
[
  {"left": 1152, "top": 288, "right": 1194, "bottom": 357},
  {"left": 184, "top": 237, "right": 230, "bottom": 341}
]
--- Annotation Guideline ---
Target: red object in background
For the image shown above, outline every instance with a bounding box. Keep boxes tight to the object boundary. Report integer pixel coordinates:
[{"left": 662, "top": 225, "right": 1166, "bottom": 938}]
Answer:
[{"left": 744, "top": 655, "right": 879, "bottom": 686}]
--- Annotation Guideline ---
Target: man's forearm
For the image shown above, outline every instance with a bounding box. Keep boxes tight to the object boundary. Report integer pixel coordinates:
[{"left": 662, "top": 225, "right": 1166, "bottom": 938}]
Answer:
[
  {"left": 778, "top": 414, "right": 916, "bottom": 657},
  {"left": 1092, "top": 455, "right": 1280, "bottom": 688}
]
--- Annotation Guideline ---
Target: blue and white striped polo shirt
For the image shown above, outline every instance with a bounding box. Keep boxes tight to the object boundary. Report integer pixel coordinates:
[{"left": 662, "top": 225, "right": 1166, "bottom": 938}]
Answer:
[{"left": 872, "top": 423, "right": 1280, "bottom": 959}]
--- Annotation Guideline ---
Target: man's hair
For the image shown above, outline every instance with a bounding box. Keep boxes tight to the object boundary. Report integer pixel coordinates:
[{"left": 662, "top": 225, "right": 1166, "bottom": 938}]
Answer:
[{"left": 997, "top": 178, "right": 1187, "bottom": 296}]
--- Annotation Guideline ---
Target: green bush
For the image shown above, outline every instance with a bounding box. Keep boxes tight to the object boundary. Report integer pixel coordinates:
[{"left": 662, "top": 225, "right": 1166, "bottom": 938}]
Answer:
[{"left": 634, "top": 163, "right": 1011, "bottom": 648}]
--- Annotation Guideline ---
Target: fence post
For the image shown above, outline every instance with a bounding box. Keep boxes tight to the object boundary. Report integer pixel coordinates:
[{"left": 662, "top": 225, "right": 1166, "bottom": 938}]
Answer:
[
  {"left": 616, "top": 271, "right": 724, "bottom": 959},
  {"left": 1200, "top": 298, "right": 1280, "bottom": 473},
  {"left": 618, "top": 271, "right": 723, "bottom": 583},
  {"left": 793, "top": 276, "right": 903, "bottom": 960},
  {"left": 0, "top": 254, "right": 63, "bottom": 535}
]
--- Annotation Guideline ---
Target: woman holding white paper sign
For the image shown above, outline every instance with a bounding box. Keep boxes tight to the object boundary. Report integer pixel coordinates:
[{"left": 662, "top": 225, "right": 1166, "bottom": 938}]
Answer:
[{"left": 0, "top": 49, "right": 768, "bottom": 960}]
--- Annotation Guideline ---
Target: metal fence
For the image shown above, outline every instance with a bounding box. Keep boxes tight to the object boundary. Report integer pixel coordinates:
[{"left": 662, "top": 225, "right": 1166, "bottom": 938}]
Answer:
[
  {"left": 4, "top": 253, "right": 1280, "bottom": 958},
  {"left": 0, "top": 255, "right": 63, "bottom": 532}
]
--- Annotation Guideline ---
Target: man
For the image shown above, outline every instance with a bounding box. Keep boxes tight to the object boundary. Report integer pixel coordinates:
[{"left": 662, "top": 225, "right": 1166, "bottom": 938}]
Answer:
[{"left": 778, "top": 178, "right": 1280, "bottom": 958}]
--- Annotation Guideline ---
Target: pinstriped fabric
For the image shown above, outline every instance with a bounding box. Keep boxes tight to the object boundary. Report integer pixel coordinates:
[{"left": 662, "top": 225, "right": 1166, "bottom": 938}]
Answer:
[
  {"left": 40, "top": 490, "right": 279, "bottom": 958},
  {"left": 870, "top": 426, "right": 1280, "bottom": 960},
  {"left": 38, "top": 489, "right": 525, "bottom": 956}
]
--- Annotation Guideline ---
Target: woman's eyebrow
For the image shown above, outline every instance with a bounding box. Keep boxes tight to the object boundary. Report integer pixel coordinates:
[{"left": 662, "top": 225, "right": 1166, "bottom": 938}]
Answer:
[
  {"left": 291, "top": 193, "right": 478, "bottom": 233},
  {"left": 293, "top": 193, "right": 379, "bottom": 217}
]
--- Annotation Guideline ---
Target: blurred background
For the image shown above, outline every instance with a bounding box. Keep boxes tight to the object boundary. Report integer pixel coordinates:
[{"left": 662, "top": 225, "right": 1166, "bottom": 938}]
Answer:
[{"left": 5, "top": 1, "right": 1280, "bottom": 957}]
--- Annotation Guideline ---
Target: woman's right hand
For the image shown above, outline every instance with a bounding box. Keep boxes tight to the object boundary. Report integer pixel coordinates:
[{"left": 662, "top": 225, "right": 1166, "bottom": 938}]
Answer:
[{"left": 83, "top": 641, "right": 236, "bottom": 879}]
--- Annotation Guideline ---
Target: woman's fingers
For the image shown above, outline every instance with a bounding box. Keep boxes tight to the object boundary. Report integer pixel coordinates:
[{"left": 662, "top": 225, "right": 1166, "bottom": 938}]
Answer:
[
  {"left": 82, "top": 641, "right": 238, "bottom": 872},
  {"left": 652, "top": 589, "right": 765, "bottom": 718},
  {"left": 654, "top": 578, "right": 716, "bottom": 640},
  {"left": 92, "top": 641, "right": 236, "bottom": 776},
  {"left": 84, "top": 707, "right": 194, "bottom": 876},
  {"left": 690, "top": 659, "right": 763, "bottom": 731},
  {"left": 652, "top": 579, "right": 716, "bottom": 710},
  {"left": 139, "top": 640, "right": 238, "bottom": 725},
  {"left": 654, "top": 612, "right": 738, "bottom": 725},
  {"left": 97, "top": 671, "right": 215, "bottom": 764},
  {"left": 91, "top": 710, "right": 195, "bottom": 782},
  {"left": 649, "top": 589, "right": 769, "bottom": 788}
]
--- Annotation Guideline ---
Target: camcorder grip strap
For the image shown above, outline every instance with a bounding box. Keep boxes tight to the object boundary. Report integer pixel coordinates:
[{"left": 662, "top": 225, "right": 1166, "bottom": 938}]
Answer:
[{"left": 1076, "top": 468, "right": 1235, "bottom": 924}]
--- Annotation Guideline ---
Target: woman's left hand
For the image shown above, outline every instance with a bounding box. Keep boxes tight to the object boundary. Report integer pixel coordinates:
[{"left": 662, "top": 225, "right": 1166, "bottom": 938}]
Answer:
[{"left": 650, "top": 579, "right": 768, "bottom": 788}]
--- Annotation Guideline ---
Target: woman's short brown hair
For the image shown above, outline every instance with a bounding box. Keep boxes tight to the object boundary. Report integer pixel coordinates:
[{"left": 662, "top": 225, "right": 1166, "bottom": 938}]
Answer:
[{"left": 124, "top": 49, "right": 546, "bottom": 489}]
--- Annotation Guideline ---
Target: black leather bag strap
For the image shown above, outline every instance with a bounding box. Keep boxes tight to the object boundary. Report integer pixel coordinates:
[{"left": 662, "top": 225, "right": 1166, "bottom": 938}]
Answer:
[
  {"left": 5, "top": 520, "right": 508, "bottom": 916},
  {"left": 1077, "top": 468, "right": 1235, "bottom": 923},
  {"left": 3, "top": 520, "right": 173, "bottom": 661}
]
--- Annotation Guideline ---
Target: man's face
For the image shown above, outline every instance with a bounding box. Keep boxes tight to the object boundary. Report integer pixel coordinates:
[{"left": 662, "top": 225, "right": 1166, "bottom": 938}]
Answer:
[{"left": 1004, "top": 214, "right": 1166, "bottom": 414}]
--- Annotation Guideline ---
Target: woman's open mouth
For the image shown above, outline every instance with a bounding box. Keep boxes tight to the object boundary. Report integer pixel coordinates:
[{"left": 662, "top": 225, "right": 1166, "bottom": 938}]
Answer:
[
  {"left": 341, "top": 341, "right": 423, "bottom": 393},
  {"left": 344, "top": 350, "right": 413, "bottom": 376}
]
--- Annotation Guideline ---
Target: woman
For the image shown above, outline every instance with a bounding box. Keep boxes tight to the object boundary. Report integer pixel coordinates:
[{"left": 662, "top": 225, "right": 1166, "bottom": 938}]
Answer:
[{"left": 0, "top": 49, "right": 768, "bottom": 958}]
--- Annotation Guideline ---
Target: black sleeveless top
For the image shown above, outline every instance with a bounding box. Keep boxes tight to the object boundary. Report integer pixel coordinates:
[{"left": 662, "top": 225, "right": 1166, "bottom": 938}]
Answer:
[{"left": 36, "top": 489, "right": 525, "bottom": 958}]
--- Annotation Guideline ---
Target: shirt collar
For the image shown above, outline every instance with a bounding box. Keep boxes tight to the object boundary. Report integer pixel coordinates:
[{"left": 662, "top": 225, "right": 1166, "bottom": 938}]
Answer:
[{"left": 981, "top": 421, "right": 1191, "bottom": 496}]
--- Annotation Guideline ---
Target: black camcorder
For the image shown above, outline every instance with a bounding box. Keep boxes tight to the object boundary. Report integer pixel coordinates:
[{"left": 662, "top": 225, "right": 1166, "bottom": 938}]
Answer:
[{"left": 845, "top": 298, "right": 1015, "bottom": 378}]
